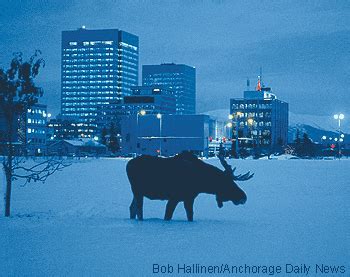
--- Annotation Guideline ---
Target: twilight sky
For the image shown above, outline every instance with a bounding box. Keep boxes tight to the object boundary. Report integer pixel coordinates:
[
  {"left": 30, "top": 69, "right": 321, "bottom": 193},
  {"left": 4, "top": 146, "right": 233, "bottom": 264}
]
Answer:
[{"left": 0, "top": 0, "right": 349, "bottom": 118}]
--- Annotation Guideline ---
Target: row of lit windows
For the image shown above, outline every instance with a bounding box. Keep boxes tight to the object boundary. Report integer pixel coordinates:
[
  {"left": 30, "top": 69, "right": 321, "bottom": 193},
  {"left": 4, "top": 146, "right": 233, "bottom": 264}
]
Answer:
[
  {"left": 27, "top": 108, "right": 46, "bottom": 115},
  {"left": 27, "top": 119, "right": 46, "bottom": 124},
  {"left": 237, "top": 121, "right": 272, "bottom": 127},
  {"left": 62, "top": 108, "right": 97, "bottom": 112},
  {"left": 119, "top": 48, "right": 138, "bottom": 55},
  {"left": 63, "top": 91, "right": 116, "bottom": 95},
  {"left": 119, "top": 59, "right": 138, "bottom": 66},
  {"left": 63, "top": 64, "right": 114, "bottom": 69},
  {"left": 63, "top": 74, "right": 115, "bottom": 79},
  {"left": 63, "top": 69, "right": 115, "bottom": 74},
  {"left": 63, "top": 53, "right": 115, "bottom": 57},
  {"left": 63, "top": 47, "right": 114, "bottom": 52},
  {"left": 231, "top": 103, "right": 272, "bottom": 109},
  {"left": 63, "top": 48, "right": 137, "bottom": 57},
  {"left": 63, "top": 97, "right": 115, "bottom": 102},
  {"left": 148, "top": 72, "right": 183, "bottom": 77},
  {"left": 63, "top": 85, "right": 119, "bottom": 90},
  {"left": 63, "top": 58, "right": 116, "bottom": 63},
  {"left": 69, "top": 41, "right": 114, "bottom": 46},
  {"left": 119, "top": 42, "right": 138, "bottom": 51},
  {"left": 63, "top": 52, "right": 116, "bottom": 59},
  {"left": 63, "top": 101, "right": 112, "bottom": 106},
  {"left": 63, "top": 107, "right": 97, "bottom": 112},
  {"left": 63, "top": 80, "right": 115, "bottom": 85},
  {"left": 28, "top": 128, "right": 45, "bottom": 134},
  {"left": 122, "top": 56, "right": 138, "bottom": 62},
  {"left": 237, "top": 112, "right": 272, "bottom": 118}
]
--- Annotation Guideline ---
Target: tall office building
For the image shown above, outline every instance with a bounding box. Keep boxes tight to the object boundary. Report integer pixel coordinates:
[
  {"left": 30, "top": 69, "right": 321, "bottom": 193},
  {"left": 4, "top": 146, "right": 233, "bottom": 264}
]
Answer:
[
  {"left": 230, "top": 77, "right": 289, "bottom": 153},
  {"left": 61, "top": 27, "right": 139, "bottom": 136},
  {"left": 142, "top": 63, "right": 196, "bottom": 114}
]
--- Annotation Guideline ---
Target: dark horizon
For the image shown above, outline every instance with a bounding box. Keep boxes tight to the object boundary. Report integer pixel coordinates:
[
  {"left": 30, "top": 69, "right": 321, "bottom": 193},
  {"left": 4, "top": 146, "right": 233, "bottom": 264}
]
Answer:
[{"left": 0, "top": 0, "right": 349, "bottom": 118}]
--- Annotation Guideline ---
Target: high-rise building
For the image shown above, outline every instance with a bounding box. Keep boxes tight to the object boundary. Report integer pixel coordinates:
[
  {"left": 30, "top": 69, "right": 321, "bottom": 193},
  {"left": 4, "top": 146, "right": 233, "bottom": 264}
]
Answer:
[
  {"left": 142, "top": 63, "right": 196, "bottom": 115},
  {"left": 61, "top": 27, "right": 139, "bottom": 136}
]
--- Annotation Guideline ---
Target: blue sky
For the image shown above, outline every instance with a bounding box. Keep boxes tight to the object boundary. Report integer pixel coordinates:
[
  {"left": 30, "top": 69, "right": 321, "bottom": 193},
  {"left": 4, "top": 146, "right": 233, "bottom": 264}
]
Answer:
[{"left": 0, "top": 0, "right": 349, "bottom": 117}]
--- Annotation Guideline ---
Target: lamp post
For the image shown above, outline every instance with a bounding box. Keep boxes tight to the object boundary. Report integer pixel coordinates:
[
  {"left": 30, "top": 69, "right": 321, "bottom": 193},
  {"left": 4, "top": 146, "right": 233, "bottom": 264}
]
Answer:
[
  {"left": 136, "top": 110, "right": 146, "bottom": 155},
  {"left": 334, "top": 113, "right": 344, "bottom": 158},
  {"left": 156, "top": 113, "right": 162, "bottom": 156}
]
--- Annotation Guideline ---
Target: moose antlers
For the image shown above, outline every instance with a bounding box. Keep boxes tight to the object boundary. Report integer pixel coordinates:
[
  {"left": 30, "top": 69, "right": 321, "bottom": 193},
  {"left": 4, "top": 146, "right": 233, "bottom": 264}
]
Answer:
[{"left": 218, "top": 154, "right": 254, "bottom": 181}]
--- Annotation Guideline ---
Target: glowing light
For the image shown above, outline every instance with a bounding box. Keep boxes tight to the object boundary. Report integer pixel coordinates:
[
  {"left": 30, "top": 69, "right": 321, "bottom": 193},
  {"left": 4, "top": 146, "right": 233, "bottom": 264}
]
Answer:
[
  {"left": 334, "top": 138, "right": 338, "bottom": 142},
  {"left": 93, "top": 136, "right": 99, "bottom": 141},
  {"left": 247, "top": 118, "right": 254, "bottom": 125},
  {"left": 256, "top": 76, "right": 261, "bottom": 91},
  {"left": 226, "top": 122, "right": 233, "bottom": 128},
  {"left": 139, "top": 110, "right": 146, "bottom": 116},
  {"left": 322, "top": 136, "right": 327, "bottom": 140},
  {"left": 341, "top": 134, "right": 345, "bottom": 138},
  {"left": 156, "top": 113, "right": 162, "bottom": 119},
  {"left": 334, "top": 113, "right": 344, "bottom": 120},
  {"left": 228, "top": 114, "right": 234, "bottom": 120},
  {"left": 339, "top": 138, "right": 344, "bottom": 142}
]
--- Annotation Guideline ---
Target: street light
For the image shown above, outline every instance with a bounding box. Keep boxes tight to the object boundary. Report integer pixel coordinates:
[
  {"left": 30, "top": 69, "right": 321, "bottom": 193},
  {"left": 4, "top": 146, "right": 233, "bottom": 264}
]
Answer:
[
  {"left": 136, "top": 110, "right": 146, "bottom": 155},
  {"left": 334, "top": 113, "right": 344, "bottom": 158},
  {"left": 156, "top": 113, "right": 162, "bottom": 156}
]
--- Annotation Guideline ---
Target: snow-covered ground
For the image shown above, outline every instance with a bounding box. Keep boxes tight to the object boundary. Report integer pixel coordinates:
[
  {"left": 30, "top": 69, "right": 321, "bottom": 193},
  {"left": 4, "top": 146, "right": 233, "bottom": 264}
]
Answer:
[{"left": 1, "top": 158, "right": 349, "bottom": 276}]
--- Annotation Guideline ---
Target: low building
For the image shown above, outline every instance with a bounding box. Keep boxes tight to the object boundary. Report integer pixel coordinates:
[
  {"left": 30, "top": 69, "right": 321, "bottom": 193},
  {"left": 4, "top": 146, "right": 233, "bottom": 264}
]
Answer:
[
  {"left": 47, "top": 115, "right": 97, "bottom": 140},
  {"left": 121, "top": 114, "right": 210, "bottom": 156},
  {"left": 47, "top": 138, "right": 107, "bottom": 156}
]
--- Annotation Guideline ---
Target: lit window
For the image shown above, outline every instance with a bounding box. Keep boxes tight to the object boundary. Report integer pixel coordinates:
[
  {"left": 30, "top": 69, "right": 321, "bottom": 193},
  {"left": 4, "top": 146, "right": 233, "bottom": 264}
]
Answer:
[{"left": 69, "top": 42, "right": 78, "bottom": 46}]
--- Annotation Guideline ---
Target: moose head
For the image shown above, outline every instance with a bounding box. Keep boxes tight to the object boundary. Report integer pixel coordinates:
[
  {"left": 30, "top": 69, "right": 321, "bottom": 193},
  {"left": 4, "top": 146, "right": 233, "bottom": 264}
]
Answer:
[{"left": 216, "top": 154, "right": 254, "bottom": 208}]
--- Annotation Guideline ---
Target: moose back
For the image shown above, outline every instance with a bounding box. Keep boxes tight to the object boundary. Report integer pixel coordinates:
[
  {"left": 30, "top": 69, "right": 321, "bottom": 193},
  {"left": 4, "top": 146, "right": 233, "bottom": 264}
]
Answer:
[{"left": 126, "top": 152, "right": 253, "bottom": 221}]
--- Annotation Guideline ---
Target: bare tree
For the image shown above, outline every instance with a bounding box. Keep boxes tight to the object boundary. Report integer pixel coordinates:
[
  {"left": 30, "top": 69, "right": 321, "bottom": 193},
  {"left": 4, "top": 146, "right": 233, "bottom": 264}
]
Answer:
[{"left": 0, "top": 51, "right": 69, "bottom": 217}]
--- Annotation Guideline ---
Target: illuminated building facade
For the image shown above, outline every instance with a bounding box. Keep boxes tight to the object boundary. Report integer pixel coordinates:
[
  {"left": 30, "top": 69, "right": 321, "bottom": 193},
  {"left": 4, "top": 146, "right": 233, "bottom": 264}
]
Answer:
[
  {"left": 61, "top": 27, "right": 139, "bottom": 136},
  {"left": 230, "top": 78, "right": 288, "bottom": 152}
]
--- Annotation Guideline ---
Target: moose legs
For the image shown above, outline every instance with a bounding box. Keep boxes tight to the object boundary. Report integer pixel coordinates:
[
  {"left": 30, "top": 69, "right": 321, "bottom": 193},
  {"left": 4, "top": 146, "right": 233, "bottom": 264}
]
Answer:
[
  {"left": 184, "top": 198, "right": 195, "bottom": 222},
  {"left": 164, "top": 200, "right": 179, "bottom": 221},
  {"left": 129, "top": 195, "right": 144, "bottom": 220},
  {"left": 164, "top": 198, "right": 195, "bottom": 221}
]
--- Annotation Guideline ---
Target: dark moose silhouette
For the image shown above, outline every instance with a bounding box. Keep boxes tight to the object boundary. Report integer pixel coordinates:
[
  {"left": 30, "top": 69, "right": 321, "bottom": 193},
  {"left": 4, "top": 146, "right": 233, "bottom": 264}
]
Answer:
[{"left": 126, "top": 152, "right": 254, "bottom": 221}]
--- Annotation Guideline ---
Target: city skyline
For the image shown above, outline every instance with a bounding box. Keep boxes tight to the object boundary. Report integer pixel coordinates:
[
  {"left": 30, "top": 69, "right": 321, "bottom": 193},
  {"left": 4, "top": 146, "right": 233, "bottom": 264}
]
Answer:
[{"left": 0, "top": 0, "right": 349, "bottom": 118}]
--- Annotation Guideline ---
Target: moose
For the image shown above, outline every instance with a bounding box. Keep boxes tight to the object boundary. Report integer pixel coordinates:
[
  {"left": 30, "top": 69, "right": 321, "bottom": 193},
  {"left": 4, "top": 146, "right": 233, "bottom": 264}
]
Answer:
[{"left": 126, "top": 152, "right": 254, "bottom": 221}]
